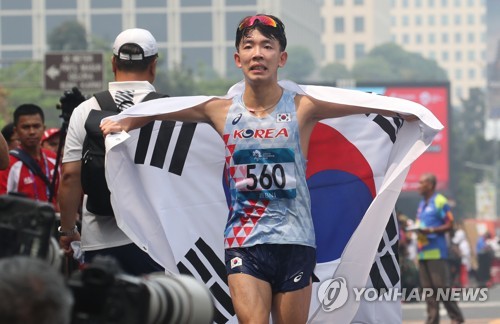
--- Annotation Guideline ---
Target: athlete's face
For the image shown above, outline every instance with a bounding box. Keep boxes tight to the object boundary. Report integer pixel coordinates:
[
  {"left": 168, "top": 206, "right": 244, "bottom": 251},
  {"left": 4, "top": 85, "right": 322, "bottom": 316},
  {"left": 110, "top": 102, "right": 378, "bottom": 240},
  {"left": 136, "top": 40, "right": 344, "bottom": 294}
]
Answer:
[
  {"left": 14, "top": 114, "right": 45, "bottom": 150},
  {"left": 234, "top": 29, "right": 287, "bottom": 84}
]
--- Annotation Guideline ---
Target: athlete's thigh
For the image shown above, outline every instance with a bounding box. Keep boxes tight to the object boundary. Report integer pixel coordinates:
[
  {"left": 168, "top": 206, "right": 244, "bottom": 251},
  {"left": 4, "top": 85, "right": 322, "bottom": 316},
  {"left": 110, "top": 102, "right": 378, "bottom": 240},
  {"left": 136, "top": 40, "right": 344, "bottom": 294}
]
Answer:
[
  {"left": 271, "top": 282, "right": 312, "bottom": 324},
  {"left": 228, "top": 273, "right": 273, "bottom": 324}
]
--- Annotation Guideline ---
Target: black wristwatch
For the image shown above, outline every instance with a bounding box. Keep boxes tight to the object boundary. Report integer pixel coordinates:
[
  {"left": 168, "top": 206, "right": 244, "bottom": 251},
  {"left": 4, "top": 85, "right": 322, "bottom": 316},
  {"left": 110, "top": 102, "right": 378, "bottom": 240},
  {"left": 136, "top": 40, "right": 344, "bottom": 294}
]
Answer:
[{"left": 57, "top": 225, "right": 79, "bottom": 236}]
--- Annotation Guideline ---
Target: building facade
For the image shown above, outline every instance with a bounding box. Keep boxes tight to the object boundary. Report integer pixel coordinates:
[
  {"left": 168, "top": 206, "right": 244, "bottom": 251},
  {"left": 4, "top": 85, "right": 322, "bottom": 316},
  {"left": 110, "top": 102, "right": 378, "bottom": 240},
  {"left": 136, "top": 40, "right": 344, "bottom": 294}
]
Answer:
[{"left": 0, "top": 0, "right": 490, "bottom": 106}]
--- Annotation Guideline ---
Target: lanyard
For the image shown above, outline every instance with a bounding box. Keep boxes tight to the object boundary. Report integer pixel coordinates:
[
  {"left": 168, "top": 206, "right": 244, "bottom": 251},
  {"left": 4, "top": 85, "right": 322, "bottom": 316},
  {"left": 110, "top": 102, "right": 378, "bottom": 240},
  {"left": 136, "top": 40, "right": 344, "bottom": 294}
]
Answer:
[{"left": 28, "top": 152, "right": 50, "bottom": 201}]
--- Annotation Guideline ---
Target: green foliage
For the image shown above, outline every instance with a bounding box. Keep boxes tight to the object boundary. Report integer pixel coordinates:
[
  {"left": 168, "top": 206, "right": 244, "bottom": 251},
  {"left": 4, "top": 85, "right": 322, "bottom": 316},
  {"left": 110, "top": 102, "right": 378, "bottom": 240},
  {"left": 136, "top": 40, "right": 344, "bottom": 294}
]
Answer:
[
  {"left": 352, "top": 43, "right": 448, "bottom": 82},
  {"left": 47, "top": 21, "right": 88, "bottom": 51},
  {"left": 280, "top": 46, "right": 316, "bottom": 82},
  {"left": 450, "top": 88, "right": 494, "bottom": 219},
  {"left": 319, "top": 62, "right": 351, "bottom": 83},
  {"left": 0, "top": 61, "right": 61, "bottom": 128}
]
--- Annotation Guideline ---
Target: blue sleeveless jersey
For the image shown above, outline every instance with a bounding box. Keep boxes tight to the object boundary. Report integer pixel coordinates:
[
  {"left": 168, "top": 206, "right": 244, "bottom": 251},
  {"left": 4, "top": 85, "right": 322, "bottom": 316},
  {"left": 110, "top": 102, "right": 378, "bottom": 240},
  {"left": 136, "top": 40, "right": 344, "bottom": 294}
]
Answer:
[{"left": 223, "top": 89, "right": 315, "bottom": 249}]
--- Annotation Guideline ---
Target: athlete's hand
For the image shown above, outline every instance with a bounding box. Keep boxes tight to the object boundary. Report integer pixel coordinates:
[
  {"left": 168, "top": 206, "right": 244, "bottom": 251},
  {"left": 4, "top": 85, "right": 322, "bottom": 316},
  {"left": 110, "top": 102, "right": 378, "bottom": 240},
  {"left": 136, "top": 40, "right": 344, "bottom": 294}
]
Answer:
[{"left": 100, "top": 119, "right": 129, "bottom": 136}]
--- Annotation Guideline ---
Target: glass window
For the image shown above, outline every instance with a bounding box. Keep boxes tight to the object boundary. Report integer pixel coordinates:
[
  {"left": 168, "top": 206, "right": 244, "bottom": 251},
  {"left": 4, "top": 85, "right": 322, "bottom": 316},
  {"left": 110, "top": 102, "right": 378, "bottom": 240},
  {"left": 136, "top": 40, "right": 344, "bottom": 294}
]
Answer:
[
  {"left": 468, "top": 68, "right": 475, "bottom": 79},
  {"left": 455, "top": 33, "right": 461, "bottom": 43},
  {"left": 181, "top": 47, "right": 212, "bottom": 73},
  {"left": 402, "top": 0, "right": 409, "bottom": 7},
  {"left": 402, "top": 16, "right": 409, "bottom": 26},
  {"left": 468, "top": 51, "right": 475, "bottom": 60},
  {"left": 334, "top": 17, "right": 345, "bottom": 33},
  {"left": 428, "top": 15, "right": 435, "bottom": 25},
  {"left": 226, "top": 0, "right": 257, "bottom": 5},
  {"left": 46, "top": 0, "right": 77, "bottom": 9},
  {"left": 467, "top": 14, "right": 475, "bottom": 24},
  {"left": 441, "top": 33, "right": 449, "bottom": 43},
  {"left": 455, "top": 51, "right": 462, "bottom": 61},
  {"left": 136, "top": 14, "right": 168, "bottom": 42},
  {"left": 181, "top": 0, "right": 211, "bottom": 6},
  {"left": 136, "top": 0, "right": 167, "bottom": 7},
  {"left": 428, "top": 34, "right": 436, "bottom": 43},
  {"left": 467, "top": 0, "right": 474, "bottom": 5},
  {"left": 429, "top": 51, "right": 436, "bottom": 59},
  {"left": 227, "top": 11, "right": 254, "bottom": 41},
  {"left": 1, "top": 50, "right": 32, "bottom": 60},
  {"left": 403, "top": 34, "right": 410, "bottom": 44},
  {"left": 91, "top": 0, "right": 121, "bottom": 8},
  {"left": 1, "top": 16, "right": 31, "bottom": 44},
  {"left": 0, "top": 0, "right": 31, "bottom": 9},
  {"left": 415, "top": 34, "right": 422, "bottom": 44},
  {"left": 46, "top": 16, "right": 78, "bottom": 37},
  {"left": 428, "top": 0, "right": 435, "bottom": 7},
  {"left": 181, "top": 13, "right": 212, "bottom": 42},
  {"left": 416, "top": 0, "right": 423, "bottom": 7},
  {"left": 441, "top": 0, "right": 448, "bottom": 6},
  {"left": 455, "top": 69, "right": 462, "bottom": 80},
  {"left": 354, "top": 0, "right": 364, "bottom": 5},
  {"left": 454, "top": 0, "right": 461, "bottom": 6},
  {"left": 91, "top": 14, "right": 122, "bottom": 42},
  {"left": 442, "top": 51, "right": 449, "bottom": 60},
  {"left": 441, "top": 15, "right": 448, "bottom": 26},
  {"left": 354, "top": 17, "right": 364, "bottom": 32},
  {"left": 415, "top": 16, "right": 422, "bottom": 26},
  {"left": 454, "top": 14, "right": 461, "bottom": 25},
  {"left": 335, "top": 44, "right": 345, "bottom": 60},
  {"left": 468, "top": 32, "right": 475, "bottom": 42},
  {"left": 226, "top": 46, "right": 241, "bottom": 80},
  {"left": 391, "top": 16, "right": 396, "bottom": 27},
  {"left": 334, "top": 0, "right": 345, "bottom": 5},
  {"left": 354, "top": 43, "right": 364, "bottom": 59},
  {"left": 455, "top": 87, "right": 462, "bottom": 99}
]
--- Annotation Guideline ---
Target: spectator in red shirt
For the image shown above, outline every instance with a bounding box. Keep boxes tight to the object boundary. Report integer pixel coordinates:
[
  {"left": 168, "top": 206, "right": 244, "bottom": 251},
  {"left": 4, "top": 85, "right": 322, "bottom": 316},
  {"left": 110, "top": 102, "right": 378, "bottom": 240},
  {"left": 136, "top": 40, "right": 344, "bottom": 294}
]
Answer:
[{"left": 0, "top": 104, "right": 58, "bottom": 208}]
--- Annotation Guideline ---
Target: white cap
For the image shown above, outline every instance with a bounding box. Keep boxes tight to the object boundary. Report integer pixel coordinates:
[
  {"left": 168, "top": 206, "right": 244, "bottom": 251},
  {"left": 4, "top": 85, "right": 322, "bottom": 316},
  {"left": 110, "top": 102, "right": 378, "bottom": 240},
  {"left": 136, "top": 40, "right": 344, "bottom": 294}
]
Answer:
[{"left": 112, "top": 28, "right": 158, "bottom": 60}]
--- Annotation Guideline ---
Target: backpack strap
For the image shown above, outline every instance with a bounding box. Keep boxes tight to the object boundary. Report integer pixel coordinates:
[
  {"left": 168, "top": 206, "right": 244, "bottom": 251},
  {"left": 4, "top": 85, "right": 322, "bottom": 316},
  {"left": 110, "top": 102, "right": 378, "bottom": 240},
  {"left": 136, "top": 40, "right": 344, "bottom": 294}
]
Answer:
[
  {"left": 93, "top": 91, "right": 119, "bottom": 112},
  {"left": 142, "top": 91, "right": 169, "bottom": 101},
  {"left": 9, "top": 149, "right": 52, "bottom": 189}
]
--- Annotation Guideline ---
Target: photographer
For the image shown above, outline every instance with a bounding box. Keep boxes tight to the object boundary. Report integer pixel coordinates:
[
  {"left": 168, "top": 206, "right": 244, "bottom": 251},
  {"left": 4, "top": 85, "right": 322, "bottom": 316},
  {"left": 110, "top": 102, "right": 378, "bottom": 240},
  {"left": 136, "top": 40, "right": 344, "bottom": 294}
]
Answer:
[{"left": 0, "top": 256, "right": 73, "bottom": 324}]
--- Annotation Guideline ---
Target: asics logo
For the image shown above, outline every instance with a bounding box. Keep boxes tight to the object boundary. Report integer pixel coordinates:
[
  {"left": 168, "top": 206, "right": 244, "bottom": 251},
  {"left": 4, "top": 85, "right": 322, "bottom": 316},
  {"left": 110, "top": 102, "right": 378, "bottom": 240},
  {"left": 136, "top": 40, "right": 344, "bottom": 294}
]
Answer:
[{"left": 293, "top": 272, "right": 303, "bottom": 283}]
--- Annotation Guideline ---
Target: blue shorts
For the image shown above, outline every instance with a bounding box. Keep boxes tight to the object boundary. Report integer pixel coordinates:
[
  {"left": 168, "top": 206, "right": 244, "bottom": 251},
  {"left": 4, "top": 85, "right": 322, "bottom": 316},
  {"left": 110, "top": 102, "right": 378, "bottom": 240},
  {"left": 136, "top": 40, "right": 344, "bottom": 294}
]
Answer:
[{"left": 225, "top": 244, "right": 317, "bottom": 293}]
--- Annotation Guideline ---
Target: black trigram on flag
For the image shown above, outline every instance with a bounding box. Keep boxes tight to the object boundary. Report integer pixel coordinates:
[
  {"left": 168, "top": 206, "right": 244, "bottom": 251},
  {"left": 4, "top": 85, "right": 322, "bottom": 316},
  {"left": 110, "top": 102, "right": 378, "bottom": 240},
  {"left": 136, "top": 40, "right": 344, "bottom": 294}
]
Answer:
[
  {"left": 134, "top": 121, "right": 197, "bottom": 175},
  {"left": 369, "top": 209, "right": 401, "bottom": 293},
  {"left": 177, "top": 238, "right": 235, "bottom": 324}
]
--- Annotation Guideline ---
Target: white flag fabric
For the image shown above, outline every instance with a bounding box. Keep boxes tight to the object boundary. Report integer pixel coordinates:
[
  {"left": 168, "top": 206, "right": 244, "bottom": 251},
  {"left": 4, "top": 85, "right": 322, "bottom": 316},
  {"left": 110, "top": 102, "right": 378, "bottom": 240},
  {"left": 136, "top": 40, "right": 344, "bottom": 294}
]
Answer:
[{"left": 104, "top": 80, "right": 442, "bottom": 323}]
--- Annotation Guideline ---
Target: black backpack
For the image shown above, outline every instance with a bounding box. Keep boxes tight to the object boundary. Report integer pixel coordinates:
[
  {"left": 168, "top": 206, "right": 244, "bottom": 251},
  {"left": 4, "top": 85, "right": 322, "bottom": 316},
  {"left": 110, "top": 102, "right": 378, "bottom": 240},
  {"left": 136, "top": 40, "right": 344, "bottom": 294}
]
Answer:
[{"left": 81, "top": 91, "right": 167, "bottom": 216}]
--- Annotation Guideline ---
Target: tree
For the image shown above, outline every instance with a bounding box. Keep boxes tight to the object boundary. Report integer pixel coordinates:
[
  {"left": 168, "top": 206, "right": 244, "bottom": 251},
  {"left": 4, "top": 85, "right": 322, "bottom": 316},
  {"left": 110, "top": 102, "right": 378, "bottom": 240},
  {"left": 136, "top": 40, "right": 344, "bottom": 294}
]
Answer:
[
  {"left": 48, "top": 21, "right": 88, "bottom": 51},
  {"left": 318, "top": 62, "right": 351, "bottom": 83},
  {"left": 352, "top": 43, "right": 447, "bottom": 82},
  {"left": 279, "top": 46, "right": 316, "bottom": 82}
]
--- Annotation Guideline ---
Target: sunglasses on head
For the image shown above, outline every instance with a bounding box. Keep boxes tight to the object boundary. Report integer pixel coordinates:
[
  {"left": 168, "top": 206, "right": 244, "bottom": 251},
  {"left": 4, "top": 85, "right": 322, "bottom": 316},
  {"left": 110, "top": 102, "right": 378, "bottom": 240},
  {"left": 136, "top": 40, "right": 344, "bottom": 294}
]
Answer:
[{"left": 238, "top": 15, "right": 278, "bottom": 31}]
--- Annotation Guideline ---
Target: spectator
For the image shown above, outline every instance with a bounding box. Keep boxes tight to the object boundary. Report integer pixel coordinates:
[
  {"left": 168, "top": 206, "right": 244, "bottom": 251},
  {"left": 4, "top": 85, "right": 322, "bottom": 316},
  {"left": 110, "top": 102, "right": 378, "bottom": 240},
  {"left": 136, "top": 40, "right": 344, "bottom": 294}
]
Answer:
[
  {"left": 476, "top": 231, "right": 494, "bottom": 288},
  {"left": 1, "top": 122, "right": 20, "bottom": 150},
  {"left": 41, "top": 127, "right": 61, "bottom": 153},
  {"left": 0, "top": 104, "right": 58, "bottom": 207}
]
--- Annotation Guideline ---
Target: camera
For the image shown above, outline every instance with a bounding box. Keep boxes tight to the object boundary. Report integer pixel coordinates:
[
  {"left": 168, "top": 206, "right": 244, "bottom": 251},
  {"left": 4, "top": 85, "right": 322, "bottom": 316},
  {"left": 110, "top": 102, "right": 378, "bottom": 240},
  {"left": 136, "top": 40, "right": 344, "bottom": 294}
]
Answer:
[
  {"left": 69, "top": 255, "right": 214, "bottom": 324},
  {"left": 0, "top": 194, "right": 215, "bottom": 324}
]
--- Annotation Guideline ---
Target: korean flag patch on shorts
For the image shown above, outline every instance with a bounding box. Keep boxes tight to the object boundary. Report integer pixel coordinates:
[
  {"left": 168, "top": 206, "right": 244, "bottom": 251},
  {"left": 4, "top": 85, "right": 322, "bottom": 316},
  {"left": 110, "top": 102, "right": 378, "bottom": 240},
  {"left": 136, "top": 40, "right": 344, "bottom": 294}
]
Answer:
[{"left": 277, "top": 113, "right": 291, "bottom": 122}]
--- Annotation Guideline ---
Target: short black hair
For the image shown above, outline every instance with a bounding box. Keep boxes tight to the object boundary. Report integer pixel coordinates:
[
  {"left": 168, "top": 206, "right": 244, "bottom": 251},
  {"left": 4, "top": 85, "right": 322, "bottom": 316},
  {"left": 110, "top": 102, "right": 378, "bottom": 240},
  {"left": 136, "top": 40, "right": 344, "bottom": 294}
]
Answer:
[
  {"left": 114, "top": 43, "right": 158, "bottom": 72},
  {"left": 1, "top": 122, "right": 14, "bottom": 141},
  {"left": 13, "top": 104, "right": 45, "bottom": 126},
  {"left": 235, "top": 14, "right": 287, "bottom": 52}
]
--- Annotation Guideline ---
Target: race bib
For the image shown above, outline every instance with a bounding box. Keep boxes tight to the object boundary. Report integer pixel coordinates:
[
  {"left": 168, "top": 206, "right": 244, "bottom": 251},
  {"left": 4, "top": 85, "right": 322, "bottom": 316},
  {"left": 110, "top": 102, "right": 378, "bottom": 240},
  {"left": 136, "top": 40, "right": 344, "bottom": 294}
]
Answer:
[{"left": 232, "top": 148, "right": 296, "bottom": 200}]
